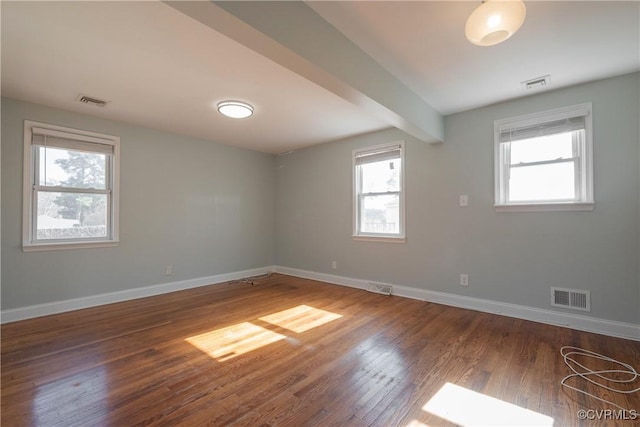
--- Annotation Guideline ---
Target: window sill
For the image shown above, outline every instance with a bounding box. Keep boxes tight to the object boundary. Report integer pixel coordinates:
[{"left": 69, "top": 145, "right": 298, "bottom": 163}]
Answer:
[
  {"left": 353, "top": 235, "right": 406, "bottom": 243},
  {"left": 22, "top": 240, "right": 119, "bottom": 252},
  {"left": 495, "top": 202, "right": 594, "bottom": 212}
]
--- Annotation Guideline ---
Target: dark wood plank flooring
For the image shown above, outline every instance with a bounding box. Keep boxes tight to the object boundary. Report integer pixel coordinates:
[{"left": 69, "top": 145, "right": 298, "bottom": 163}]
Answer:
[{"left": 2, "top": 273, "right": 639, "bottom": 426}]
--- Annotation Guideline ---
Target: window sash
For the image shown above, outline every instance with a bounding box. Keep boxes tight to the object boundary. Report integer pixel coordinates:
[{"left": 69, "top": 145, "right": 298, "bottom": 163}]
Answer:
[
  {"left": 33, "top": 144, "right": 113, "bottom": 191},
  {"left": 502, "top": 131, "right": 583, "bottom": 204},
  {"left": 507, "top": 159, "right": 579, "bottom": 203},
  {"left": 356, "top": 167, "right": 403, "bottom": 236},
  {"left": 32, "top": 144, "right": 113, "bottom": 242},
  {"left": 357, "top": 192, "right": 401, "bottom": 235},
  {"left": 31, "top": 147, "right": 114, "bottom": 243},
  {"left": 359, "top": 190, "right": 401, "bottom": 197},
  {"left": 509, "top": 156, "right": 578, "bottom": 169},
  {"left": 32, "top": 190, "right": 113, "bottom": 243},
  {"left": 34, "top": 185, "right": 111, "bottom": 195},
  {"left": 354, "top": 142, "right": 404, "bottom": 238}
]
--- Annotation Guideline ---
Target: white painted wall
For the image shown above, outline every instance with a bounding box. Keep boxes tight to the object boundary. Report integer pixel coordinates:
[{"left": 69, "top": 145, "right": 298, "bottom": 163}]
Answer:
[
  {"left": 1, "top": 98, "right": 276, "bottom": 310},
  {"left": 275, "top": 73, "right": 640, "bottom": 325}
]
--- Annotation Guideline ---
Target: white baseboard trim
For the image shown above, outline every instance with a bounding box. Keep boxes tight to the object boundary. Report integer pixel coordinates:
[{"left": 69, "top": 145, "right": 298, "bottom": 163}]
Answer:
[
  {"left": 5, "top": 265, "right": 637, "bottom": 341},
  {"left": 274, "top": 266, "right": 640, "bottom": 341},
  {"left": 1, "top": 266, "right": 275, "bottom": 324}
]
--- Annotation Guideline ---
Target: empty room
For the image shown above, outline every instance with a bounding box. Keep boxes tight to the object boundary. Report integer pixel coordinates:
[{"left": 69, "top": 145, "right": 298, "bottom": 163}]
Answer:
[{"left": 1, "top": 1, "right": 639, "bottom": 426}]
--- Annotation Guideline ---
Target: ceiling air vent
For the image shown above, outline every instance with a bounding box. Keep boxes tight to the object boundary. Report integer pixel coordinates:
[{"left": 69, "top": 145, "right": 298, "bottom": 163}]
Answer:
[
  {"left": 521, "top": 75, "right": 551, "bottom": 91},
  {"left": 76, "top": 94, "right": 109, "bottom": 108},
  {"left": 551, "top": 287, "right": 590, "bottom": 311}
]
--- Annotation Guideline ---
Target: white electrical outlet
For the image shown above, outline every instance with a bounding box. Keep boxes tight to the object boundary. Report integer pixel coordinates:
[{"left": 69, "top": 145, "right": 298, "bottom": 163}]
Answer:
[
  {"left": 459, "top": 195, "right": 469, "bottom": 207},
  {"left": 165, "top": 265, "right": 173, "bottom": 276},
  {"left": 331, "top": 261, "right": 337, "bottom": 270},
  {"left": 460, "top": 274, "right": 469, "bottom": 286}
]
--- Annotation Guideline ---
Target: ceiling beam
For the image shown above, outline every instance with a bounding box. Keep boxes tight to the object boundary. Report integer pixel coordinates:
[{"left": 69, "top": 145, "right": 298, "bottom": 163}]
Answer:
[{"left": 165, "top": 1, "right": 443, "bottom": 144}]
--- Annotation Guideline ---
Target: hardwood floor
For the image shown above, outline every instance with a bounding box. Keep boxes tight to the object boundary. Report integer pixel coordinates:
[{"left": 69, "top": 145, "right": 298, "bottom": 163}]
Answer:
[{"left": 2, "top": 273, "right": 639, "bottom": 426}]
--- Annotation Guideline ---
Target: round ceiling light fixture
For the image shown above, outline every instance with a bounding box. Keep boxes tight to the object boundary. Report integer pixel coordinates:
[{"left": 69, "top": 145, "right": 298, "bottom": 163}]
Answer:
[
  {"left": 217, "top": 101, "right": 254, "bottom": 119},
  {"left": 465, "top": 0, "right": 526, "bottom": 47}
]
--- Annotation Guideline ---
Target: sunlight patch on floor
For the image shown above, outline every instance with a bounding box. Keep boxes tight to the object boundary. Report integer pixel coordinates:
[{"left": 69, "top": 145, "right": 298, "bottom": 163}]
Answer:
[
  {"left": 186, "top": 322, "right": 286, "bottom": 362},
  {"left": 259, "top": 304, "right": 342, "bottom": 333},
  {"left": 186, "top": 305, "right": 342, "bottom": 361},
  {"left": 422, "top": 382, "right": 554, "bottom": 426}
]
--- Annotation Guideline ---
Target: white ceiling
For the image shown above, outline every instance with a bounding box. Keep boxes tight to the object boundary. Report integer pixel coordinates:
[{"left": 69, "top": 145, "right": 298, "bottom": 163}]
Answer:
[
  {"left": 0, "top": 1, "right": 387, "bottom": 154},
  {"left": 2, "top": 1, "right": 639, "bottom": 154},
  {"left": 309, "top": 1, "right": 640, "bottom": 115}
]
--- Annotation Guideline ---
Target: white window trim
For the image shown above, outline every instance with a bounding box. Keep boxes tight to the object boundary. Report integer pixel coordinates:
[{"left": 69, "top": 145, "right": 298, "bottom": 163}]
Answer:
[
  {"left": 22, "top": 120, "right": 120, "bottom": 252},
  {"left": 352, "top": 141, "right": 406, "bottom": 243},
  {"left": 494, "top": 103, "right": 594, "bottom": 212}
]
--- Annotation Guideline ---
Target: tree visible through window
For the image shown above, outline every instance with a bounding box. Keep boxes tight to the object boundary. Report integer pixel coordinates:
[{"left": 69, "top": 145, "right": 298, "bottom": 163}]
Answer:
[
  {"left": 37, "top": 147, "right": 109, "bottom": 239},
  {"left": 23, "top": 121, "right": 120, "bottom": 250}
]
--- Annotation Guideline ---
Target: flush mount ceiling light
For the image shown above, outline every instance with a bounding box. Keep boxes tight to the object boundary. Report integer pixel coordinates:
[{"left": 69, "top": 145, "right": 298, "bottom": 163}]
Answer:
[
  {"left": 217, "top": 101, "right": 254, "bottom": 119},
  {"left": 465, "top": 0, "right": 526, "bottom": 47}
]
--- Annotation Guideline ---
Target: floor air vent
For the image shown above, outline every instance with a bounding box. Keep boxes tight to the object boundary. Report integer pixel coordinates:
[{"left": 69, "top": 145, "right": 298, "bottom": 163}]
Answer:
[
  {"left": 367, "top": 283, "right": 392, "bottom": 296},
  {"left": 551, "top": 287, "right": 590, "bottom": 311}
]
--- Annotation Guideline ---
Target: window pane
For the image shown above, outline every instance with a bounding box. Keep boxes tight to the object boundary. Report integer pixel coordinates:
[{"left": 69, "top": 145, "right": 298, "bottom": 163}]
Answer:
[
  {"left": 361, "top": 159, "right": 401, "bottom": 193},
  {"left": 360, "top": 194, "right": 399, "bottom": 234},
  {"left": 510, "top": 131, "right": 577, "bottom": 164},
  {"left": 39, "top": 147, "right": 107, "bottom": 189},
  {"left": 509, "top": 162, "right": 576, "bottom": 202},
  {"left": 36, "top": 192, "right": 108, "bottom": 240}
]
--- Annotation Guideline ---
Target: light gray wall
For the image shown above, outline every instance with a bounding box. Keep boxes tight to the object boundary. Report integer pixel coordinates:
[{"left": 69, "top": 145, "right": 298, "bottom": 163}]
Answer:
[
  {"left": 3, "top": 73, "right": 639, "bottom": 324},
  {"left": 275, "top": 72, "right": 640, "bottom": 325},
  {"left": 1, "top": 98, "right": 276, "bottom": 310}
]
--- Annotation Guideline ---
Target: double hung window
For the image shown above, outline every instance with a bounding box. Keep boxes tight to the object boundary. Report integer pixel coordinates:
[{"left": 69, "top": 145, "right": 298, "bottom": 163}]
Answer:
[
  {"left": 23, "top": 120, "right": 120, "bottom": 251},
  {"left": 494, "top": 103, "right": 594, "bottom": 211},
  {"left": 353, "top": 141, "right": 405, "bottom": 241}
]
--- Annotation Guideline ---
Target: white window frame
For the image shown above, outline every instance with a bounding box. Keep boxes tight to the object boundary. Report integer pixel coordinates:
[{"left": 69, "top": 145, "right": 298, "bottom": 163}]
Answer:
[
  {"left": 22, "top": 120, "right": 120, "bottom": 251},
  {"left": 353, "top": 141, "right": 406, "bottom": 242},
  {"left": 494, "top": 103, "right": 594, "bottom": 212}
]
